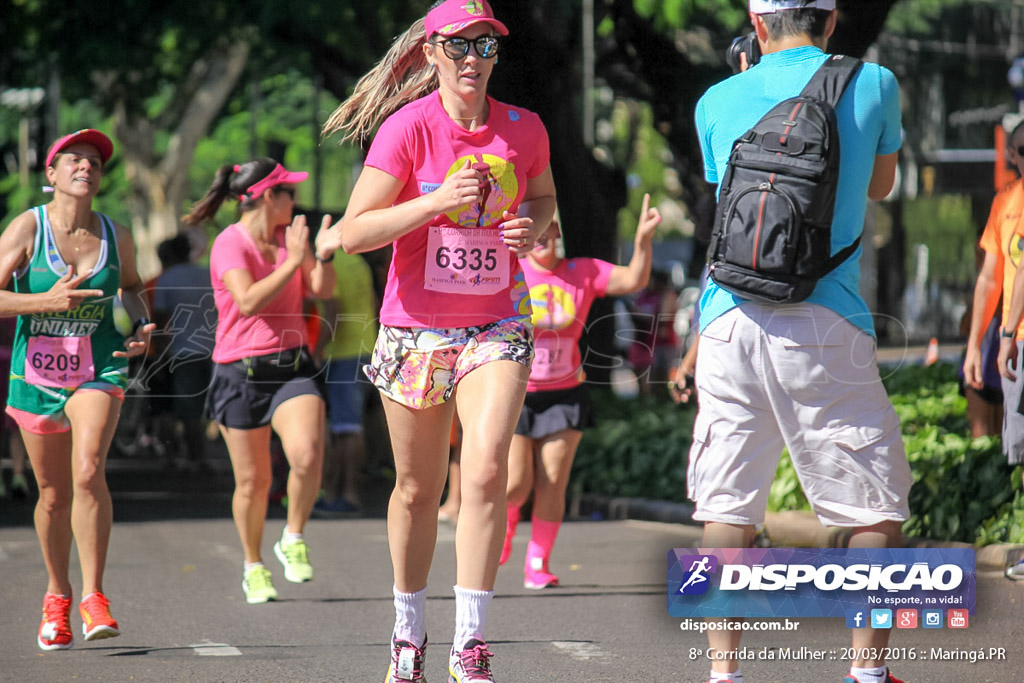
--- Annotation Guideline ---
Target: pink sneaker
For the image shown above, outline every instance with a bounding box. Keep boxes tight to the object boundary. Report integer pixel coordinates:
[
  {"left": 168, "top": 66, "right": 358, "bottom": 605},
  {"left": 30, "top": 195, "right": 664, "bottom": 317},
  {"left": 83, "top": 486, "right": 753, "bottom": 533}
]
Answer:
[
  {"left": 448, "top": 639, "right": 494, "bottom": 682},
  {"left": 385, "top": 633, "right": 427, "bottom": 682},
  {"left": 523, "top": 555, "right": 559, "bottom": 590}
]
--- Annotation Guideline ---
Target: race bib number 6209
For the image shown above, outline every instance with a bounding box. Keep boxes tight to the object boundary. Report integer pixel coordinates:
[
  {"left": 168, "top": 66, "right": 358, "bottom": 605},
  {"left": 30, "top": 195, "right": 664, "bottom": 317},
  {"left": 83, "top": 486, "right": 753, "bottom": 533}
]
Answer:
[{"left": 25, "top": 335, "right": 95, "bottom": 388}]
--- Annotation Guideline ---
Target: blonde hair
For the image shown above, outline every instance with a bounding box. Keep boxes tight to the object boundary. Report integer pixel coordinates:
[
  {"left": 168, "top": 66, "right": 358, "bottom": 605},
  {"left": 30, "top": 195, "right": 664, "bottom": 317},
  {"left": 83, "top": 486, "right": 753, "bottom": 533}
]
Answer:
[{"left": 322, "top": 16, "right": 438, "bottom": 145}]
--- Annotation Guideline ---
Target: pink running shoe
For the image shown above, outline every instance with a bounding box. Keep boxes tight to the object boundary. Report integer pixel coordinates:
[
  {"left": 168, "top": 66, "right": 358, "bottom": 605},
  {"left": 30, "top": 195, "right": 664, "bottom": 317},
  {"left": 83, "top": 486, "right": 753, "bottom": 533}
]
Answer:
[
  {"left": 523, "top": 555, "right": 559, "bottom": 590},
  {"left": 448, "top": 639, "right": 494, "bottom": 682},
  {"left": 385, "top": 633, "right": 427, "bottom": 682}
]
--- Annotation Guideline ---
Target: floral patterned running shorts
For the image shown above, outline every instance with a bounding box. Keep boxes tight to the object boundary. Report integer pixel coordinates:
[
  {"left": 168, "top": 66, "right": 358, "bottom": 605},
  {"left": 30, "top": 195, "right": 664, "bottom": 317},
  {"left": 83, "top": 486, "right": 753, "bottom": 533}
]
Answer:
[{"left": 364, "top": 317, "right": 533, "bottom": 410}]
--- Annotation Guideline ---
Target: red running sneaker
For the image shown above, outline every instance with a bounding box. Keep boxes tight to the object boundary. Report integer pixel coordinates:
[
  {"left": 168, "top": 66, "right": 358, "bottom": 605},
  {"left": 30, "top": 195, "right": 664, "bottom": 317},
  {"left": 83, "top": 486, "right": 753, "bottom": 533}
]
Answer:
[
  {"left": 79, "top": 592, "right": 120, "bottom": 641},
  {"left": 38, "top": 592, "right": 73, "bottom": 651}
]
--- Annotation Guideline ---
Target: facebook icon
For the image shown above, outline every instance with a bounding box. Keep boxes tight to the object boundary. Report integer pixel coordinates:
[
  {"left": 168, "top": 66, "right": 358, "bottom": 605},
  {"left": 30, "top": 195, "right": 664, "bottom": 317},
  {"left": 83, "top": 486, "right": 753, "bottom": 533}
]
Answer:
[{"left": 845, "top": 609, "right": 866, "bottom": 629}]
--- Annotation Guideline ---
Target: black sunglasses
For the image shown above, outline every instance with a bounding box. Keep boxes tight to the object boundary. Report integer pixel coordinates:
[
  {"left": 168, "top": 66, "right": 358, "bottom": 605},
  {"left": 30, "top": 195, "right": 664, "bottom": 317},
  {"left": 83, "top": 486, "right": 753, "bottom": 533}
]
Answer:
[
  {"left": 272, "top": 186, "right": 296, "bottom": 199},
  {"left": 1017, "top": 145, "right": 1024, "bottom": 157},
  {"left": 434, "top": 35, "right": 500, "bottom": 60}
]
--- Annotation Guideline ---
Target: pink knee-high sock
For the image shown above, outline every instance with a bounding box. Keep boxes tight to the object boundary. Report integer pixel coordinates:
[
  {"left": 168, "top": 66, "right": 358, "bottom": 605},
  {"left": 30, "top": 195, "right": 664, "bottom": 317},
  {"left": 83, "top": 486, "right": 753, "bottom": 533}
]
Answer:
[
  {"left": 526, "top": 516, "right": 561, "bottom": 566},
  {"left": 499, "top": 505, "right": 520, "bottom": 566}
]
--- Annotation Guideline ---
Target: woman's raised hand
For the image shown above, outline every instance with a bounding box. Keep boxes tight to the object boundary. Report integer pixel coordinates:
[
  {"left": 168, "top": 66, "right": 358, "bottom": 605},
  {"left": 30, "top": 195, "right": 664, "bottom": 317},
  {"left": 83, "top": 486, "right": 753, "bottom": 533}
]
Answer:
[
  {"left": 314, "top": 214, "right": 344, "bottom": 260},
  {"left": 285, "top": 214, "right": 310, "bottom": 266}
]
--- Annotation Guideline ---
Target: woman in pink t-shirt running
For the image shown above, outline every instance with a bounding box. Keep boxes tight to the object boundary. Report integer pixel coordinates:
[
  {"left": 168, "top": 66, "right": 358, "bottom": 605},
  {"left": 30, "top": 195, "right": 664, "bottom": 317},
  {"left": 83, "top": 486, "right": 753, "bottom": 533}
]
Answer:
[
  {"left": 182, "top": 158, "right": 343, "bottom": 605},
  {"left": 501, "top": 195, "right": 660, "bottom": 590},
  {"left": 322, "top": 2, "right": 556, "bottom": 681}
]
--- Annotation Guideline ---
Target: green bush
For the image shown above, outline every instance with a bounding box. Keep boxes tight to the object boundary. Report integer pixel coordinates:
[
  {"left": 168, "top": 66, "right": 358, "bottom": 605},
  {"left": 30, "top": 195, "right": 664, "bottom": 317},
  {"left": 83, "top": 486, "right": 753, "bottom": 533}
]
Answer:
[
  {"left": 574, "top": 390, "right": 694, "bottom": 502},
  {"left": 572, "top": 362, "right": 1024, "bottom": 545}
]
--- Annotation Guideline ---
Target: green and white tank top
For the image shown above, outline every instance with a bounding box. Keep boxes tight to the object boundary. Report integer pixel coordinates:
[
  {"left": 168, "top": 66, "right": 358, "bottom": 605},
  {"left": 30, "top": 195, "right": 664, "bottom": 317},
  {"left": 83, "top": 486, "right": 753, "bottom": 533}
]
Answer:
[{"left": 8, "top": 206, "right": 128, "bottom": 413}]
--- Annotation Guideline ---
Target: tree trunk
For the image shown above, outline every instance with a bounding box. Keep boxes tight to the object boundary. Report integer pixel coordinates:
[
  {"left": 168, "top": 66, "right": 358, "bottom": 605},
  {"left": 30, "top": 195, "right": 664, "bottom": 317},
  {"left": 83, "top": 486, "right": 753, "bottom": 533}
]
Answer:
[
  {"left": 491, "top": 4, "right": 626, "bottom": 385},
  {"left": 112, "top": 40, "right": 250, "bottom": 279}
]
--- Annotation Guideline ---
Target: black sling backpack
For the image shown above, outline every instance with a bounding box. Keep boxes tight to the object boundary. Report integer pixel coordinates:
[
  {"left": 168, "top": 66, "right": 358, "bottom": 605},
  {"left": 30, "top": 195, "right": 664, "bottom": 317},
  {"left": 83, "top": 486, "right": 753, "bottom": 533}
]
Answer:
[{"left": 707, "top": 54, "right": 863, "bottom": 304}]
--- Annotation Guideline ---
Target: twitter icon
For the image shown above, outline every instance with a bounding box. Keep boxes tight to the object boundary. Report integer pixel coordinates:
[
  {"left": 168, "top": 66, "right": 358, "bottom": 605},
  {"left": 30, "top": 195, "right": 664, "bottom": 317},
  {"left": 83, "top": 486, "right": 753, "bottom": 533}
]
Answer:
[{"left": 870, "top": 609, "right": 893, "bottom": 629}]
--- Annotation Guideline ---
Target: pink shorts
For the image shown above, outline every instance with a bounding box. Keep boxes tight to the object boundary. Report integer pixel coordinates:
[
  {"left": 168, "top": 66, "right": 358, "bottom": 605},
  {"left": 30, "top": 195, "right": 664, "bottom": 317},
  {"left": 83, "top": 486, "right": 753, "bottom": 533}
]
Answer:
[
  {"left": 364, "top": 317, "right": 533, "bottom": 409},
  {"left": 6, "top": 384, "right": 126, "bottom": 435}
]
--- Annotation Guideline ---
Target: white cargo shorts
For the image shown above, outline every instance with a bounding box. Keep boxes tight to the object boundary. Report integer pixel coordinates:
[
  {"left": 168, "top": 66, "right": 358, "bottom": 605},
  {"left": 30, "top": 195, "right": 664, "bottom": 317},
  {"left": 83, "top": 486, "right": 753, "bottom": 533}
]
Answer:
[{"left": 687, "top": 303, "right": 912, "bottom": 527}]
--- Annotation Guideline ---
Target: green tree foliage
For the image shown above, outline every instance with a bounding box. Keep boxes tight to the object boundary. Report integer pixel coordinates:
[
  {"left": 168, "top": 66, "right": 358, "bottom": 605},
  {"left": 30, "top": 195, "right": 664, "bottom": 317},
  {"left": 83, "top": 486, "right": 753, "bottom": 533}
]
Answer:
[{"left": 1, "top": 0, "right": 902, "bottom": 279}]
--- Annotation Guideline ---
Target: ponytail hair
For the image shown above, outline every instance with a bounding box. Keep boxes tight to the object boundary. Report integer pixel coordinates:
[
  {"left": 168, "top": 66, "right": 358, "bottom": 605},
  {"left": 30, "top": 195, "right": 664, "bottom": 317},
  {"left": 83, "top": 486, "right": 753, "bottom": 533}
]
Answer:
[
  {"left": 182, "top": 157, "right": 279, "bottom": 225},
  {"left": 321, "top": 14, "right": 438, "bottom": 145}
]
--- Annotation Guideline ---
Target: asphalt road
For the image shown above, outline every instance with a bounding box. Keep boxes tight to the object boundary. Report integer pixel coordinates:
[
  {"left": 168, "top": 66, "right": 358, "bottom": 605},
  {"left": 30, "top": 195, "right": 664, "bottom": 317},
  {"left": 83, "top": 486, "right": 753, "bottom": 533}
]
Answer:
[{"left": 1, "top": 456, "right": 1022, "bottom": 683}]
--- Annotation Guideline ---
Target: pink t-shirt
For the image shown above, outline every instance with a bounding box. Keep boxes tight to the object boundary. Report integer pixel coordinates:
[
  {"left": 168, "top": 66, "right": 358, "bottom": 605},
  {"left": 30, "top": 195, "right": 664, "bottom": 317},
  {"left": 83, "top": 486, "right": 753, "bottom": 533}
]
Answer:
[
  {"left": 209, "top": 223, "right": 308, "bottom": 363},
  {"left": 364, "top": 91, "right": 550, "bottom": 328},
  {"left": 520, "top": 256, "right": 614, "bottom": 392}
]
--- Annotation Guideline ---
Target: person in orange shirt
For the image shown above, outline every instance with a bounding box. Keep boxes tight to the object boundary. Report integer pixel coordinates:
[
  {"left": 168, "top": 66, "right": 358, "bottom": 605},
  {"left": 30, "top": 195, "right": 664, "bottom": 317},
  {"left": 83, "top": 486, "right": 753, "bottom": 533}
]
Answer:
[{"left": 964, "top": 119, "right": 1024, "bottom": 466}]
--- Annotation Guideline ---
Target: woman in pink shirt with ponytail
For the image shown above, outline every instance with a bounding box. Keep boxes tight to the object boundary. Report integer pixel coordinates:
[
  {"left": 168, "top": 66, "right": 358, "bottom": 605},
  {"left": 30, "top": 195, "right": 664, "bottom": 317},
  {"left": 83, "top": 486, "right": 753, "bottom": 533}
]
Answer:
[{"left": 323, "top": 2, "right": 555, "bottom": 680}]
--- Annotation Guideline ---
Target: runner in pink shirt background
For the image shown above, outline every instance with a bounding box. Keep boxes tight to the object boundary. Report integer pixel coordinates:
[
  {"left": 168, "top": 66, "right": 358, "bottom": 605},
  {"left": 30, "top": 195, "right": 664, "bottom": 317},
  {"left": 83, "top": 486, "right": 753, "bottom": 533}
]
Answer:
[
  {"left": 501, "top": 194, "right": 661, "bottom": 590},
  {"left": 182, "top": 157, "right": 343, "bottom": 606},
  {"left": 322, "top": 1, "right": 556, "bottom": 680}
]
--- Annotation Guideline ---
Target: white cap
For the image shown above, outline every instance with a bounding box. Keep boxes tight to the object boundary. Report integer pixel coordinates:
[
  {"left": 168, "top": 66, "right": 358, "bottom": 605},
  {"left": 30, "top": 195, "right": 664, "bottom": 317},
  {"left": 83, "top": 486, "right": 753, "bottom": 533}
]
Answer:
[{"left": 749, "top": 0, "right": 836, "bottom": 13}]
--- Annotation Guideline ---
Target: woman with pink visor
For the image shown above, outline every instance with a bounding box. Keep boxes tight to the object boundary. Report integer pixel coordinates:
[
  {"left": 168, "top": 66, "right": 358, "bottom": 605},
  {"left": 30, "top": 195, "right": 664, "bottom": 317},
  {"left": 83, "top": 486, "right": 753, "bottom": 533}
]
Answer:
[
  {"left": 0, "top": 129, "right": 155, "bottom": 650},
  {"left": 501, "top": 195, "right": 660, "bottom": 589},
  {"left": 322, "top": 1, "right": 556, "bottom": 680},
  {"left": 182, "top": 158, "right": 343, "bottom": 605}
]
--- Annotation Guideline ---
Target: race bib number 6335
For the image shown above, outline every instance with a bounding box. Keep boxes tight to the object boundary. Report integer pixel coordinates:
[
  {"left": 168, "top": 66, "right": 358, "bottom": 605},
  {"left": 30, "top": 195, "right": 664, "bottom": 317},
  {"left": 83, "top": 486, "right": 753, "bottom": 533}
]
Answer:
[{"left": 424, "top": 226, "right": 508, "bottom": 295}]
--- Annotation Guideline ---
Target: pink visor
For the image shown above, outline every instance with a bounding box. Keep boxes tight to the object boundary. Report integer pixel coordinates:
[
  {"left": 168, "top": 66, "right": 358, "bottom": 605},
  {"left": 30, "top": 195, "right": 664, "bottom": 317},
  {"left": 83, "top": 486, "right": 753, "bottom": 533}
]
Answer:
[
  {"left": 240, "top": 164, "right": 308, "bottom": 201},
  {"left": 45, "top": 129, "right": 114, "bottom": 168},
  {"left": 425, "top": 0, "right": 508, "bottom": 38}
]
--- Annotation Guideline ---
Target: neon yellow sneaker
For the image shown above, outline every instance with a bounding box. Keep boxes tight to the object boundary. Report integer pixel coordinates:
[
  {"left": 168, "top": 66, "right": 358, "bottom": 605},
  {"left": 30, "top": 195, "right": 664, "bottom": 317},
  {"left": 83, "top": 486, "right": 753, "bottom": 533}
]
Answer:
[
  {"left": 274, "top": 537, "right": 313, "bottom": 583},
  {"left": 242, "top": 565, "right": 278, "bottom": 604}
]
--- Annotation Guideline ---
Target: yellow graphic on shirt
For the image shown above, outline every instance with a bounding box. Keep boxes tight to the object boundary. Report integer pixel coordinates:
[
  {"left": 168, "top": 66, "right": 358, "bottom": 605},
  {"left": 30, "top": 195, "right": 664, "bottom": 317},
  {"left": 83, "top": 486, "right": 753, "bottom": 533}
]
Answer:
[
  {"left": 445, "top": 153, "right": 518, "bottom": 229},
  {"left": 1009, "top": 230, "right": 1024, "bottom": 267},
  {"left": 528, "top": 283, "right": 576, "bottom": 330}
]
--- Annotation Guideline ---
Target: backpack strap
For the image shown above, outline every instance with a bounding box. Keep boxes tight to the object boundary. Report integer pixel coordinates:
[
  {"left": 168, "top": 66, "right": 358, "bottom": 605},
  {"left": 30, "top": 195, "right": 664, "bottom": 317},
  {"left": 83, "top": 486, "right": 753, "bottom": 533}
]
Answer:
[
  {"left": 805, "top": 54, "right": 864, "bottom": 273},
  {"left": 826, "top": 234, "right": 861, "bottom": 272},
  {"left": 798, "top": 54, "right": 863, "bottom": 107}
]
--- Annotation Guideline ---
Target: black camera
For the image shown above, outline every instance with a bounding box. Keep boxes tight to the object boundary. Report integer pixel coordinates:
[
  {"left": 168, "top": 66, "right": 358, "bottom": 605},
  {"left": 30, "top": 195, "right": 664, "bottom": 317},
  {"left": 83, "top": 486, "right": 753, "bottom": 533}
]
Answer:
[{"left": 726, "top": 32, "right": 761, "bottom": 73}]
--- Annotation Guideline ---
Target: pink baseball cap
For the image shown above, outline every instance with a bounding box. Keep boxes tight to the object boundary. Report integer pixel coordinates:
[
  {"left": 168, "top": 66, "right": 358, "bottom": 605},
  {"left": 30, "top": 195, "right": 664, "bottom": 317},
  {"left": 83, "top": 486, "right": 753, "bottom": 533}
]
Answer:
[
  {"left": 425, "top": 0, "right": 509, "bottom": 38},
  {"left": 45, "top": 129, "right": 114, "bottom": 168},
  {"left": 239, "top": 163, "right": 308, "bottom": 201},
  {"left": 749, "top": 0, "right": 835, "bottom": 13}
]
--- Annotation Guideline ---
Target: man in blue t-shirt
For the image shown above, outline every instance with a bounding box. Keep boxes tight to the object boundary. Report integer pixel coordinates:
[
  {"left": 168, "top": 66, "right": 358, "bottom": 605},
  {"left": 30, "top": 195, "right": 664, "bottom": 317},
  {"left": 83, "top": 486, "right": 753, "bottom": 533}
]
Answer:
[{"left": 689, "top": 3, "right": 911, "bottom": 683}]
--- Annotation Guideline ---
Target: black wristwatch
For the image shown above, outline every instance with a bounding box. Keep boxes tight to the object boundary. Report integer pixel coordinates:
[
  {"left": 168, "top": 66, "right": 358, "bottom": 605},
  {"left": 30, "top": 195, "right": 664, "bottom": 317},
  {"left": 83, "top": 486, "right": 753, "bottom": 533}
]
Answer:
[
  {"left": 131, "top": 317, "right": 152, "bottom": 336},
  {"left": 316, "top": 252, "right": 335, "bottom": 263},
  {"left": 1001, "top": 327, "right": 1016, "bottom": 339}
]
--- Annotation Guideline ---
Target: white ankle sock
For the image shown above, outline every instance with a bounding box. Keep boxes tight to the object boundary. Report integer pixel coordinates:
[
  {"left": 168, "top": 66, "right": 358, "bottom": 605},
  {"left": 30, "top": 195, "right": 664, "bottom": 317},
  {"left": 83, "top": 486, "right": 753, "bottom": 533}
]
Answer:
[
  {"left": 849, "top": 666, "right": 887, "bottom": 683},
  {"left": 243, "top": 561, "right": 264, "bottom": 572},
  {"left": 453, "top": 585, "right": 493, "bottom": 651},
  {"left": 282, "top": 530, "right": 303, "bottom": 544},
  {"left": 709, "top": 669, "right": 743, "bottom": 683},
  {"left": 393, "top": 585, "right": 427, "bottom": 647}
]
